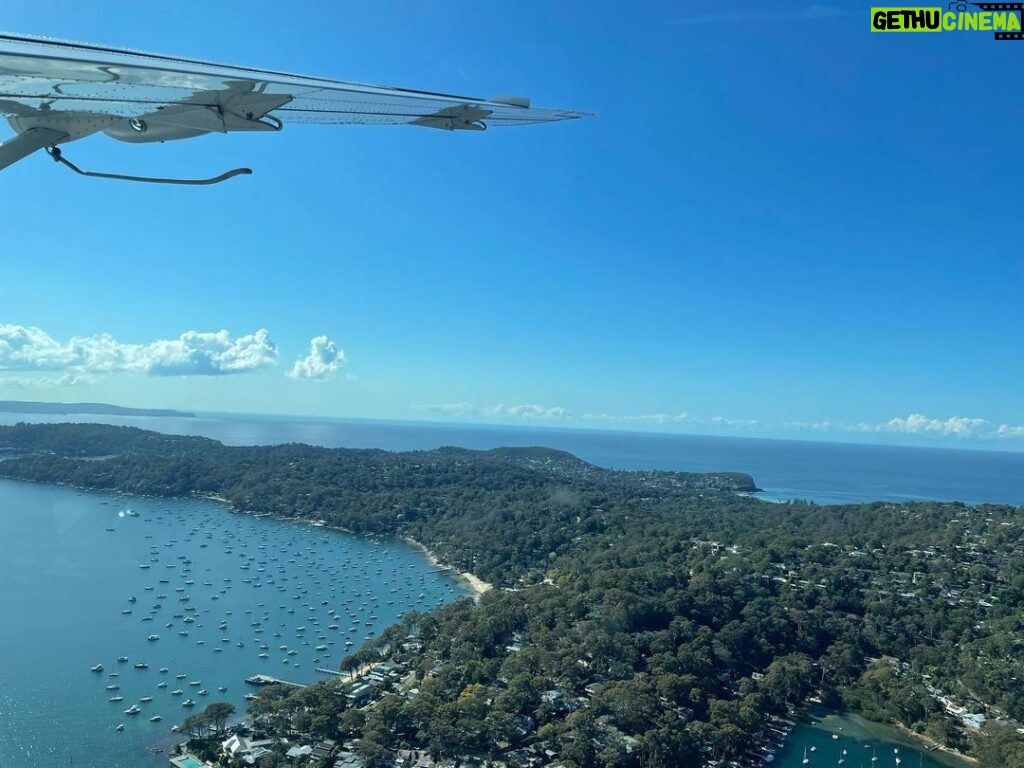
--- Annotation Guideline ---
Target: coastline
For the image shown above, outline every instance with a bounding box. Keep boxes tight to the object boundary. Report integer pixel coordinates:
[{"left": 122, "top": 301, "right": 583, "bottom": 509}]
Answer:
[
  {"left": 401, "top": 536, "right": 493, "bottom": 601},
  {"left": 191, "top": 496, "right": 493, "bottom": 600},
  {"left": 806, "top": 709, "right": 977, "bottom": 768}
]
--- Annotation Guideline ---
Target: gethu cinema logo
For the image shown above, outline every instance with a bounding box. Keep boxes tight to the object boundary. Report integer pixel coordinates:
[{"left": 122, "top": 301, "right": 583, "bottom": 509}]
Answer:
[{"left": 871, "top": 4, "right": 1023, "bottom": 32}]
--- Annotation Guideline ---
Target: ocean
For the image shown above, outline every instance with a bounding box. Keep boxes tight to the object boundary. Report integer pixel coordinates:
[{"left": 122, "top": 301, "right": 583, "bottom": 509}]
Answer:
[{"left": 1, "top": 411, "right": 1022, "bottom": 506}]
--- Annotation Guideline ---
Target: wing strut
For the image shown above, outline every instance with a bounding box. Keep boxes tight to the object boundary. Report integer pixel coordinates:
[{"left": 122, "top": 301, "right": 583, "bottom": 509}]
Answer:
[
  {"left": 45, "top": 146, "right": 252, "bottom": 186},
  {"left": 0, "top": 127, "right": 68, "bottom": 171}
]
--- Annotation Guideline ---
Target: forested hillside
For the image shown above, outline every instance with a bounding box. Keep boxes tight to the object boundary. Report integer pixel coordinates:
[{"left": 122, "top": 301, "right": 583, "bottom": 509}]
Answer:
[{"left": 1, "top": 423, "right": 1021, "bottom": 767}]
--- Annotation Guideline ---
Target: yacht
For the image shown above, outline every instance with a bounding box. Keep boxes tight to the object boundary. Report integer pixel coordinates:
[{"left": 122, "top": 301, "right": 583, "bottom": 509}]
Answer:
[
  {"left": 149, "top": 715, "right": 162, "bottom": 722},
  {"left": 91, "top": 664, "right": 104, "bottom": 673},
  {"left": 181, "top": 698, "right": 196, "bottom": 707},
  {"left": 123, "top": 704, "right": 141, "bottom": 715},
  {"left": 115, "top": 723, "right": 125, "bottom": 731},
  {"left": 139, "top": 696, "right": 153, "bottom": 702},
  {"left": 171, "top": 689, "right": 183, "bottom": 695},
  {"left": 157, "top": 681, "right": 167, "bottom": 688},
  {"left": 108, "top": 696, "right": 124, "bottom": 702},
  {"left": 147, "top": 634, "right": 159, "bottom": 641},
  {"left": 117, "top": 656, "right": 129, "bottom": 663},
  {"left": 134, "top": 662, "right": 148, "bottom": 669}
]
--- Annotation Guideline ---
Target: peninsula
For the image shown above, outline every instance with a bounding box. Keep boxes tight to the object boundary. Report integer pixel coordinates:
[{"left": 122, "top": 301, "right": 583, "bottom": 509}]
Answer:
[
  {"left": 0, "top": 400, "right": 195, "bottom": 418},
  {"left": 0, "top": 423, "right": 1020, "bottom": 768}
]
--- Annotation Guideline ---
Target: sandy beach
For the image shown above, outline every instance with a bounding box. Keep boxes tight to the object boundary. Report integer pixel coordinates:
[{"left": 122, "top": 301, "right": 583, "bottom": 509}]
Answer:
[{"left": 401, "top": 537, "right": 493, "bottom": 601}]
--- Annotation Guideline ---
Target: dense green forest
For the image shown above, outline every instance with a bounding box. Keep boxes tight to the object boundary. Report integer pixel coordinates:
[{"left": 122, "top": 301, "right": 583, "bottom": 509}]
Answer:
[{"left": 1, "top": 423, "right": 1022, "bottom": 767}]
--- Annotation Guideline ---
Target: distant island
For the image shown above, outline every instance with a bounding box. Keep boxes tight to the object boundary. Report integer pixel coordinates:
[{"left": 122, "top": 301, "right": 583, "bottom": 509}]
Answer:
[{"left": 0, "top": 400, "right": 195, "bottom": 418}]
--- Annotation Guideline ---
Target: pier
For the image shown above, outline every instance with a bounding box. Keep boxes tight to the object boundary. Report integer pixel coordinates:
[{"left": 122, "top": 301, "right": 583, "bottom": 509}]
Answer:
[
  {"left": 245, "top": 674, "right": 306, "bottom": 688},
  {"left": 315, "top": 667, "right": 344, "bottom": 676}
]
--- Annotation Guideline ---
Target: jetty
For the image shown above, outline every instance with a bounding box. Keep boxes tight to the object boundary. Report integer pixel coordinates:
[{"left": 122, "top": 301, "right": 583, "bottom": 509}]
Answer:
[
  {"left": 315, "top": 667, "right": 344, "bottom": 676},
  {"left": 245, "top": 674, "right": 305, "bottom": 688}
]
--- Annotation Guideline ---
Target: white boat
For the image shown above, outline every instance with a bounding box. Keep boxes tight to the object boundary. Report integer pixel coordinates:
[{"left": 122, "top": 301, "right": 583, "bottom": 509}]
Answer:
[
  {"left": 91, "top": 664, "right": 104, "bottom": 672},
  {"left": 108, "top": 696, "right": 124, "bottom": 702},
  {"left": 157, "top": 681, "right": 167, "bottom": 688},
  {"left": 139, "top": 696, "right": 153, "bottom": 702},
  {"left": 803, "top": 747, "right": 810, "bottom": 765},
  {"left": 106, "top": 684, "right": 119, "bottom": 690},
  {"left": 147, "top": 634, "right": 159, "bottom": 641},
  {"left": 149, "top": 715, "right": 162, "bottom": 722},
  {"left": 115, "top": 723, "right": 124, "bottom": 731},
  {"left": 181, "top": 699, "right": 196, "bottom": 707},
  {"left": 123, "top": 704, "right": 141, "bottom": 715},
  {"left": 171, "top": 689, "right": 183, "bottom": 695},
  {"left": 117, "top": 656, "right": 129, "bottom": 662}
]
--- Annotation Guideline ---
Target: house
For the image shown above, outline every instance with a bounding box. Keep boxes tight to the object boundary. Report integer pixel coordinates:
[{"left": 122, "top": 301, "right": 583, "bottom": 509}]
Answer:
[
  {"left": 222, "top": 735, "right": 276, "bottom": 763},
  {"left": 312, "top": 740, "right": 337, "bottom": 759}
]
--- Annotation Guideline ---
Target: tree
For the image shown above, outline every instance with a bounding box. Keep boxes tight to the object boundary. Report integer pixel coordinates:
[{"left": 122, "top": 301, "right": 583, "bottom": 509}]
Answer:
[{"left": 204, "top": 701, "right": 236, "bottom": 733}]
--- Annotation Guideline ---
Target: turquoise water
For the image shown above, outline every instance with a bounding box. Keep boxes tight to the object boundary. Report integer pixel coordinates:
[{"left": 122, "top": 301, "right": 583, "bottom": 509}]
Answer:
[
  {"left": 2, "top": 412, "right": 1022, "bottom": 505},
  {"left": 772, "top": 711, "right": 972, "bottom": 768},
  {"left": 0, "top": 479, "right": 471, "bottom": 768}
]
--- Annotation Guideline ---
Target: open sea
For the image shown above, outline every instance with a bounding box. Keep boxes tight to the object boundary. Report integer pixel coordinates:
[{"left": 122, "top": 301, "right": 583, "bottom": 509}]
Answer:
[
  {"left": 1, "top": 411, "right": 1022, "bottom": 506},
  {"left": 0, "top": 411, "right": 1017, "bottom": 768}
]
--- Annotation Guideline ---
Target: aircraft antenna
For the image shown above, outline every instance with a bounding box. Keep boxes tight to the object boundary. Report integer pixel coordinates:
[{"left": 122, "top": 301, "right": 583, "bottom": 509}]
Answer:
[{"left": 45, "top": 146, "right": 252, "bottom": 185}]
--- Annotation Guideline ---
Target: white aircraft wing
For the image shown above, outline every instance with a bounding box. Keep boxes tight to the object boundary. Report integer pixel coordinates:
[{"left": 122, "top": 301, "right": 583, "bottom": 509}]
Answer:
[{"left": 0, "top": 33, "right": 587, "bottom": 182}]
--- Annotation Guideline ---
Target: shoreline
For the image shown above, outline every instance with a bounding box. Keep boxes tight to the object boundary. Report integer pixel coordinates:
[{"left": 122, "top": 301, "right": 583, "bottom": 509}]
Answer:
[
  {"left": 401, "top": 536, "right": 493, "bottom": 601},
  {"left": 805, "top": 708, "right": 977, "bottom": 767},
  {"left": 197, "top": 494, "right": 492, "bottom": 600}
]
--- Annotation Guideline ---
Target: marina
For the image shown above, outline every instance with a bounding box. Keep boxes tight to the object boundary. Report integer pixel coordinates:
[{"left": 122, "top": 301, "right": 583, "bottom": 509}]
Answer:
[
  {"left": 770, "top": 711, "right": 975, "bottom": 768},
  {"left": 0, "top": 478, "right": 472, "bottom": 768}
]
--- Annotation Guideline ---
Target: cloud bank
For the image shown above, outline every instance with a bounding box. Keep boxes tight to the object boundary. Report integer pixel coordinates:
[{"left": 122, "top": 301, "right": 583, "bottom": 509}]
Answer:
[
  {"left": 413, "top": 403, "right": 1024, "bottom": 442},
  {"left": 288, "top": 336, "right": 346, "bottom": 381},
  {"left": 414, "top": 403, "right": 570, "bottom": 420},
  {"left": 0, "top": 324, "right": 277, "bottom": 378}
]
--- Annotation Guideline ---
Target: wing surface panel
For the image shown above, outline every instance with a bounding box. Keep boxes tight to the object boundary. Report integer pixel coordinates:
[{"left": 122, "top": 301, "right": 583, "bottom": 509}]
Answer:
[{"left": 0, "top": 33, "right": 586, "bottom": 126}]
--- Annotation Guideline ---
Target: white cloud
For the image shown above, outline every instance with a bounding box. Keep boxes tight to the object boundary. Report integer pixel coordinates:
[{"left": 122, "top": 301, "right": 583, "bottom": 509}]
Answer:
[
  {"left": 882, "top": 413, "right": 989, "bottom": 438},
  {"left": 413, "top": 402, "right": 570, "bottom": 420},
  {"left": 582, "top": 412, "right": 691, "bottom": 425},
  {"left": 995, "top": 424, "right": 1024, "bottom": 439},
  {"left": 287, "top": 336, "right": 346, "bottom": 380},
  {"left": 488, "top": 404, "right": 570, "bottom": 420},
  {"left": 0, "top": 324, "right": 277, "bottom": 377}
]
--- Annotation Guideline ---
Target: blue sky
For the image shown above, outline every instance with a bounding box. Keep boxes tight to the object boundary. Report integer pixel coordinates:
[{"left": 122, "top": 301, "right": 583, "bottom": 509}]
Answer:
[{"left": 1, "top": 1, "right": 1022, "bottom": 449}]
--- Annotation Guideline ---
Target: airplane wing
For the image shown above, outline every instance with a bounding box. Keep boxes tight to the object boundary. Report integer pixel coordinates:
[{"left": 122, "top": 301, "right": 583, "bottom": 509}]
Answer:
[{"left": 0, "top": 32, "right": 587, "bottom": 181}]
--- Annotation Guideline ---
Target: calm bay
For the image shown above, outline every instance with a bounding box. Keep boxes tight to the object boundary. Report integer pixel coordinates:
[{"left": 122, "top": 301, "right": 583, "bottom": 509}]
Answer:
[{"left": 0, "top": 479, "right": 471, "bottom": 768}]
